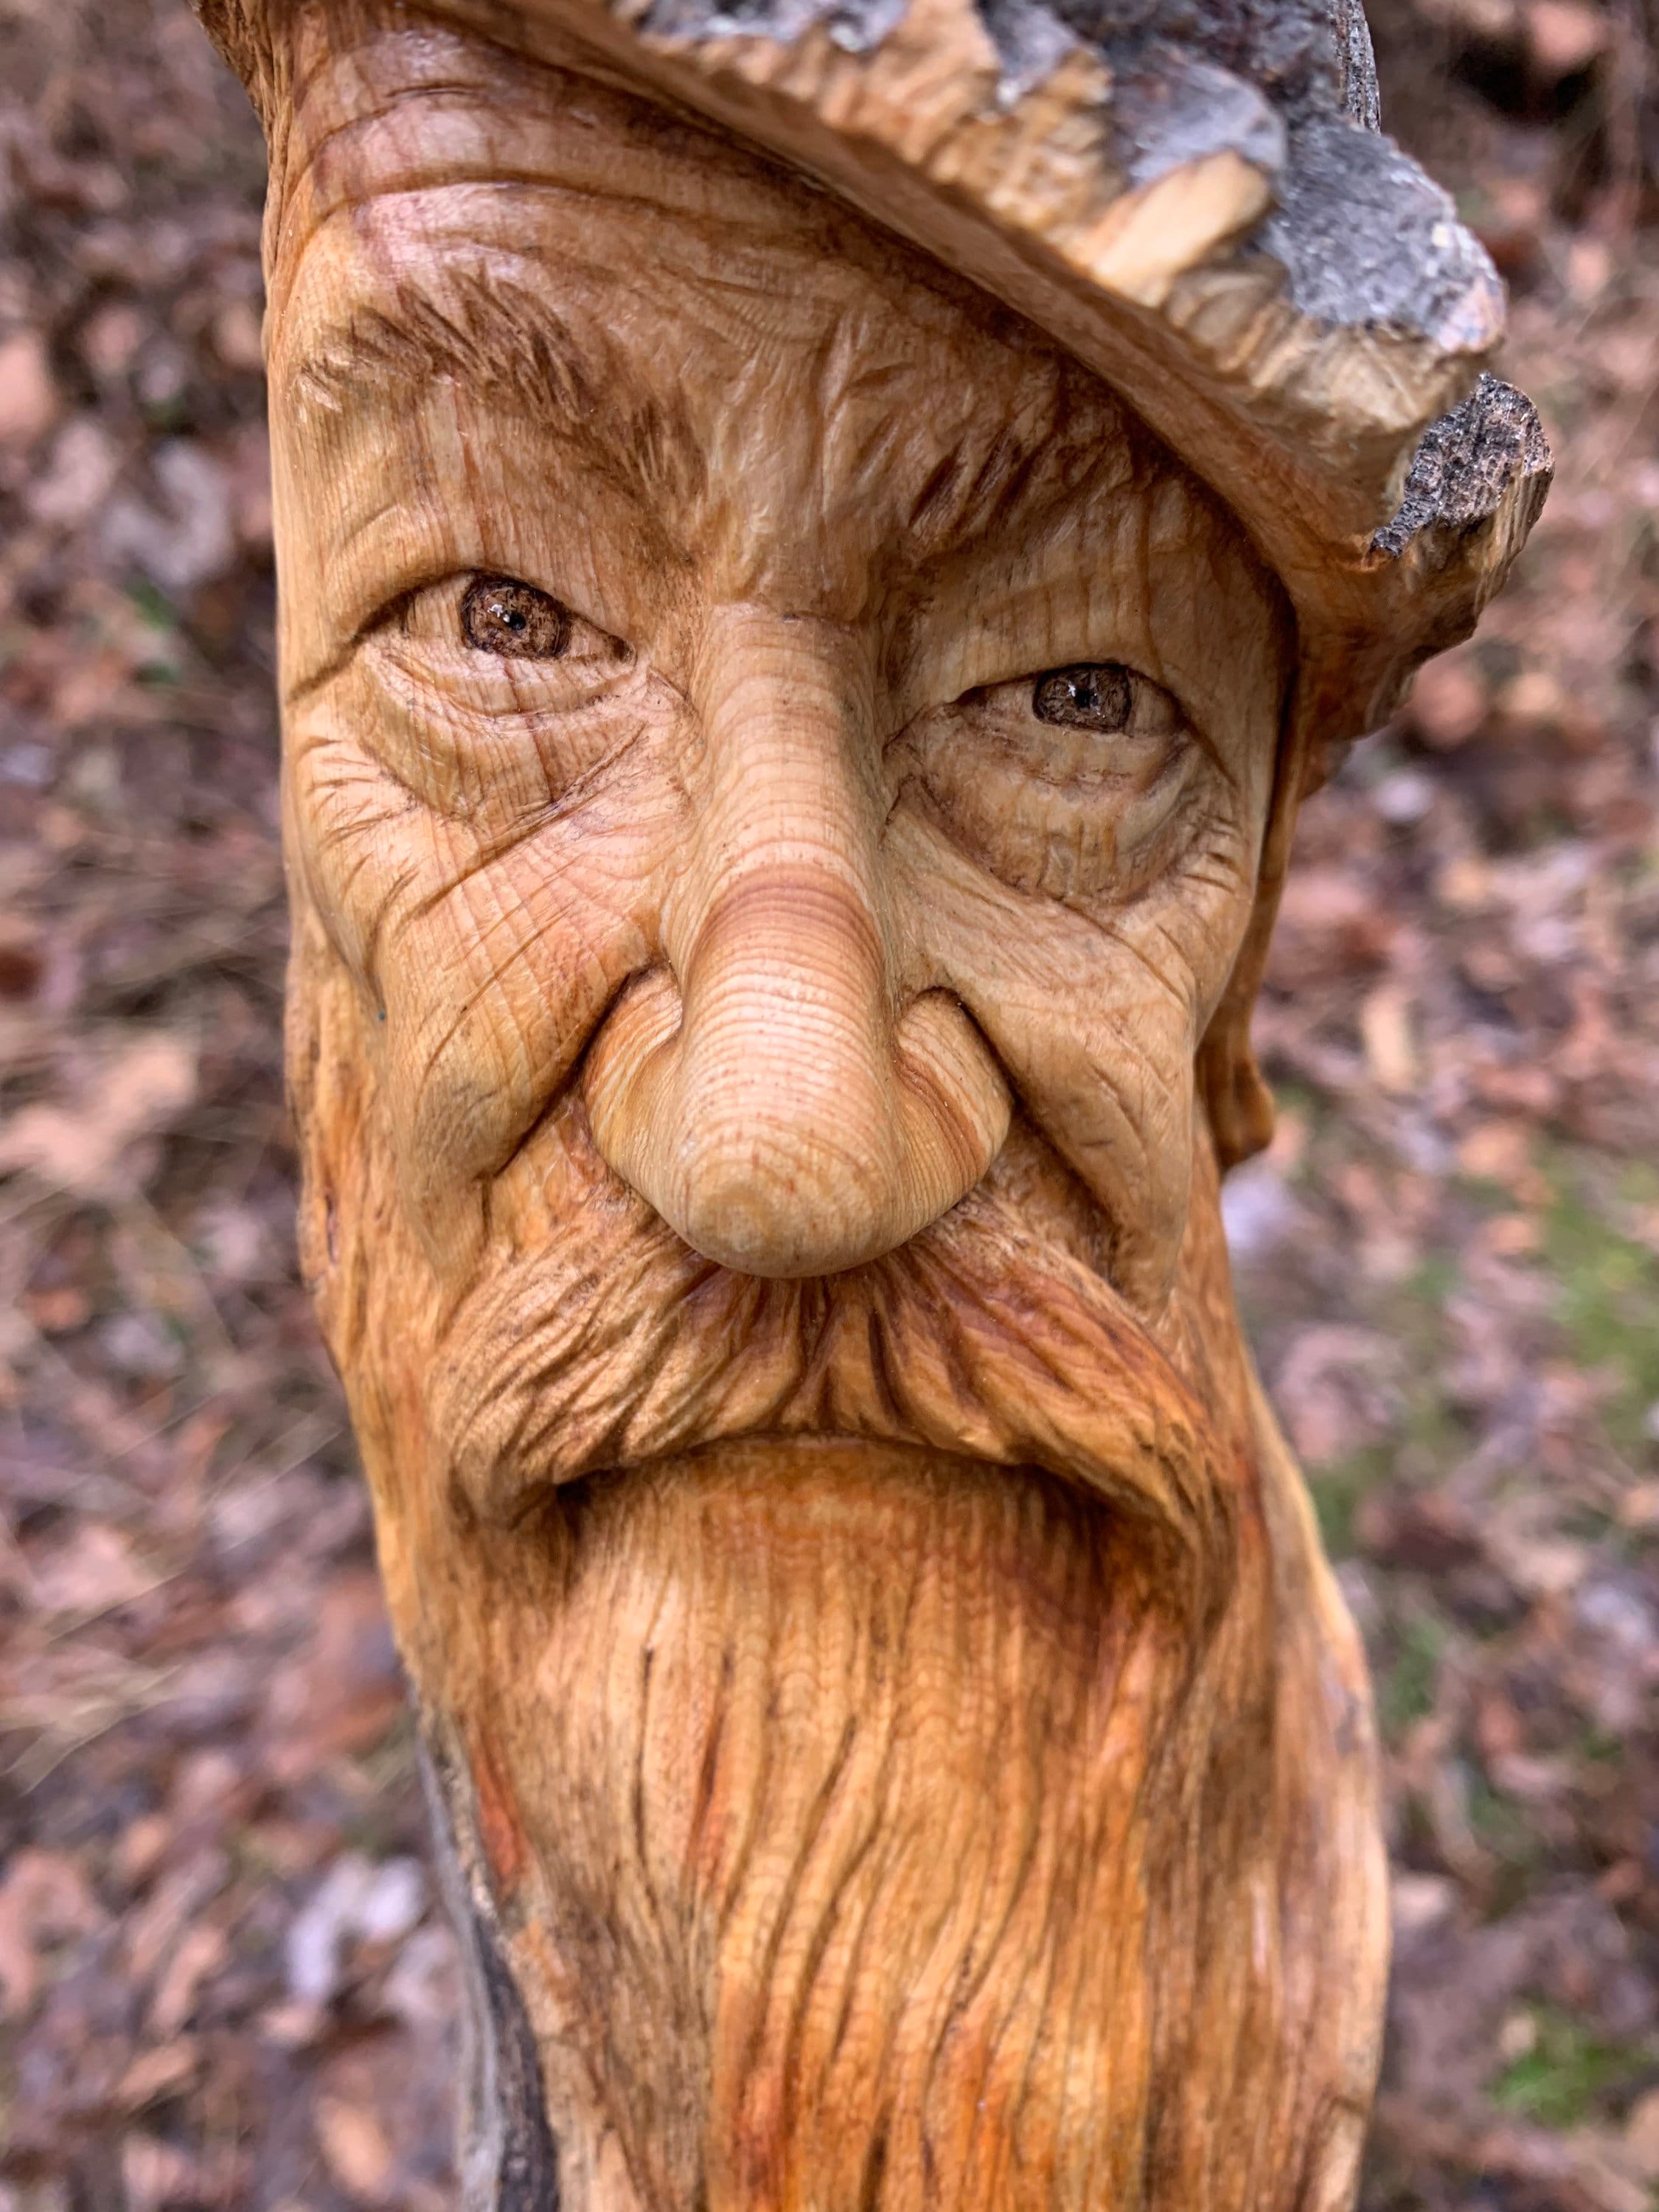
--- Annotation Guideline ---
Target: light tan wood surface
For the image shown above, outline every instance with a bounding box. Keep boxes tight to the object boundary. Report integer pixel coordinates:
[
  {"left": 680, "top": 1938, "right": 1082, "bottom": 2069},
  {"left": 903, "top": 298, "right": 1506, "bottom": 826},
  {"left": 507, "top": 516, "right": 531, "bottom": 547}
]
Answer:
[{"left": 193, "top": 0, "right": 1549, "bottom": 2200}]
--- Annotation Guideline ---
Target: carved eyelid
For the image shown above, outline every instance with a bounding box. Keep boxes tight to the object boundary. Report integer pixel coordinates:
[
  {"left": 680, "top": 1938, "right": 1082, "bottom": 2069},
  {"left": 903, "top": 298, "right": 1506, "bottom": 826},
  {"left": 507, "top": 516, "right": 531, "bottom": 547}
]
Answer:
[
  {"left": 1015, "top": 660, "right": 1237, "bottom": 788},
  {"left": 383, "top": 571, "right": 631, "bottom": 665}
]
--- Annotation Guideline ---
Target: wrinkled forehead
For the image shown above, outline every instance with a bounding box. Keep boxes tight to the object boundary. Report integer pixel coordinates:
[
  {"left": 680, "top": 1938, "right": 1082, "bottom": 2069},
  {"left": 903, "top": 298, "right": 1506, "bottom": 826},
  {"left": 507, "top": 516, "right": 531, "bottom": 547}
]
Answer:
[
  {"left": 265, "top": 7, "right": 1286, "bottom": 677},
  {"left": 269, "top": 17, "right": 1142, "bottom": 493}
]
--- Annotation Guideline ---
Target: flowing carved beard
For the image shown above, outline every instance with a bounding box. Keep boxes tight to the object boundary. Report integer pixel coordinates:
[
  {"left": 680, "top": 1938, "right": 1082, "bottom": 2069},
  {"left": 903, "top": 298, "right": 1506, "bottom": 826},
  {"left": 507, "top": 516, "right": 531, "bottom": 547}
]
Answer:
[{"left": 294, "top": 956, "right": 1378, "bottom": 2212}]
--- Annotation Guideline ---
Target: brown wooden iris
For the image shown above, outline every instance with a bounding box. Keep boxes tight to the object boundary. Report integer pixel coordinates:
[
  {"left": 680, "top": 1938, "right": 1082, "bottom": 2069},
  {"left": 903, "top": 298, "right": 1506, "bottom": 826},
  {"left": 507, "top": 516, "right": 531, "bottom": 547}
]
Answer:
[
  {"left": 1032, "top": 663, "right": 1133, "bottom": 731},
  {"left": 461, "top": 575, "right": 571, "bottom": 659}
]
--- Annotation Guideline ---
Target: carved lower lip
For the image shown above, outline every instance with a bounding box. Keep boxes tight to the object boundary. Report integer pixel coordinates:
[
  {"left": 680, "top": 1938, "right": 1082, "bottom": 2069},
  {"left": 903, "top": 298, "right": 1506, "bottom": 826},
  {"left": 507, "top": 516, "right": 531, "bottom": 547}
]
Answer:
[
  {"left": 498, "top": 1432, "right": 1020, "bottom": 1520},
  {"left": 580, "top": 1431, "right": 1004, "bottom": 1480}
]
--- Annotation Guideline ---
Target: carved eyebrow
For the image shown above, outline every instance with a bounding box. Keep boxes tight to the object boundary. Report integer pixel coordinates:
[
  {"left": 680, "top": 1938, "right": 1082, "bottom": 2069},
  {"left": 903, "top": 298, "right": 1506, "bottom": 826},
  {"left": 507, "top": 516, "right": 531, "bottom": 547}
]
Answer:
[
  {"left": 288, "top": 272, "right": 706, "bottom": 512},
  {"left": 901, "top": 419, "right": 1089, "bottom": 555},
  {"left": 288, "top": 257, "right": 1133, "bottom": 555},
  {"left": 882, "top": 358, "right": 1138, "bottom": 561}
]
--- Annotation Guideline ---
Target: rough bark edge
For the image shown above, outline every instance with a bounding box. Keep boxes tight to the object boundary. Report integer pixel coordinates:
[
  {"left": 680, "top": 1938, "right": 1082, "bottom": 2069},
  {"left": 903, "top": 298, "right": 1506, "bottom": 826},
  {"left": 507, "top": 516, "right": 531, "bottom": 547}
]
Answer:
[
  {"left": 1372, "top": 371, "right": 1554, "bottom": 562},
  {"left": 420, "top": 1730, "right": 562, "bottom": 2212}
]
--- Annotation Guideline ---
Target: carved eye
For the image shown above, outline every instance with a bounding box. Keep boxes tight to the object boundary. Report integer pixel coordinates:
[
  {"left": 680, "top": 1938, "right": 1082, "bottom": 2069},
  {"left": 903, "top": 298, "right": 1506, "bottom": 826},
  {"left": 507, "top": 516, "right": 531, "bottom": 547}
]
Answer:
[
  {"left": 901, "top": 656, "right": 1199, "bottom": 902},
  {"left": 460, "top": 575, "right": 571, "bottom": 659},
  {"left": 1032, "top": 663, "right": 1133, "bottom": 731}
]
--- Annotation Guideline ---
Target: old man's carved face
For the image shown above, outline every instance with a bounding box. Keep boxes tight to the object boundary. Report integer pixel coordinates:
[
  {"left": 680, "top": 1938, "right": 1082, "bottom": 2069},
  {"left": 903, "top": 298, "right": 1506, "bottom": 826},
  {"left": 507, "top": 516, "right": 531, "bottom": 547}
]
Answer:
[
  {"left": 274, "top": 17, "right": 1287, "bottom": 1291},
  {"left": 262, "top": 11, "right": 1382, "bottom": 2206}
]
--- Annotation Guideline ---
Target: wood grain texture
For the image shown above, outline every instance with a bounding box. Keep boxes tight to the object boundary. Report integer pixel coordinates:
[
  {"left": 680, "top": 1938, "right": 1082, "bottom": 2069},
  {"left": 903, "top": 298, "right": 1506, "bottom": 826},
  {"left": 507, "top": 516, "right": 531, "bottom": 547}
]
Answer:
[{"left": 191, "top": 0, "right": 1544, "bottom": 2200}]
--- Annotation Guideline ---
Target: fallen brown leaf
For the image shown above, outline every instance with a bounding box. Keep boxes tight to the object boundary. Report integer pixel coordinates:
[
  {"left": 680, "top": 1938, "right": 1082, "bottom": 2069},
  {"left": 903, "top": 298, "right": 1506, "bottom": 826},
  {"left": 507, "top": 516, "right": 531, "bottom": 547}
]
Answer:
[{"left": 0, "top": 1031, "right": 196, "bottom": 1200}]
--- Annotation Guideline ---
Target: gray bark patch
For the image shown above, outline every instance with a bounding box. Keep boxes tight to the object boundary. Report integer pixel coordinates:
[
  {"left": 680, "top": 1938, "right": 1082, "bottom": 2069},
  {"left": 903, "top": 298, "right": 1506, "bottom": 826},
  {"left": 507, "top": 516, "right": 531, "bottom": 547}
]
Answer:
[
  {"left": 420, "top": 1734, "right": 562, "bottom": 2212},
  {"left": 1373, "top": 372, "right": 1553, "bottom": 559}
]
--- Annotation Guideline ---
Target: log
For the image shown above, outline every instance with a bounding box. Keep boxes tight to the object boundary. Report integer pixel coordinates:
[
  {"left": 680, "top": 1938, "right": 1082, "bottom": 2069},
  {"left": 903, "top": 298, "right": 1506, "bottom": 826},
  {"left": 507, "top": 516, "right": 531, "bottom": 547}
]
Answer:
[{"left": 192, "top": 0, "right": 1549, "bottom": 2201}]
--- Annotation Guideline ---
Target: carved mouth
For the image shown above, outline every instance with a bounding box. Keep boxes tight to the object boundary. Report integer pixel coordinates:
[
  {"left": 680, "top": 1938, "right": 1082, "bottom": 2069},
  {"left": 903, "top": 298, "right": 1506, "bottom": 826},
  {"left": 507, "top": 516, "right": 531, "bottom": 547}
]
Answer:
[
  {"left": 429, "top": 1178, "right": 1237, "bottom": 1615},
  {"left": 572, "top": 1430, "right": 1009, "bottom": 1491}
]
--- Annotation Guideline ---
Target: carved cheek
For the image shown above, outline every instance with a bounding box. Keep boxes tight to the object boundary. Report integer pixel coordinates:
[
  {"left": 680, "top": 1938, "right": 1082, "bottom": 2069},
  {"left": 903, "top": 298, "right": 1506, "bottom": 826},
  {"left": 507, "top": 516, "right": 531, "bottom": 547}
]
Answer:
[
  {"left": 973, "top": 950, "right": 1200, "bottom": 1313},
  {"left": 284, "top": 702, "right": 434, "bottom": 996},
  {"left": 379, "top": 832, "right": 655, "bottom": 1274},
  {"left": 886, "top": 801, "right": 1256, "bottom": 1312},
  {"left": 288, "top": 709, "right": 672, "bottom": 1275}
]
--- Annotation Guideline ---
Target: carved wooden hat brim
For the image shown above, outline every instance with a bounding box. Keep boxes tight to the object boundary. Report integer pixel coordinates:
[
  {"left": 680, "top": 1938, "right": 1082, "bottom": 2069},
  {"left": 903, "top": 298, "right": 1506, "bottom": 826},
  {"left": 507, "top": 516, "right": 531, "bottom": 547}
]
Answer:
[{"left": 199, "top": 0, "right": 1550, "bottom": 763}]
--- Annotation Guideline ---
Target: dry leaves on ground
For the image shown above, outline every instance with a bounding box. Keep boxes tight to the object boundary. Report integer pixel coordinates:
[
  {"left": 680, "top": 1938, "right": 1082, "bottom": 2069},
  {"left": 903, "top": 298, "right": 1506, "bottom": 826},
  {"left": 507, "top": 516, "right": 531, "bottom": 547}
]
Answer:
[{"left": 2, "top": 0, "right": 1658, "bottom": 2206}]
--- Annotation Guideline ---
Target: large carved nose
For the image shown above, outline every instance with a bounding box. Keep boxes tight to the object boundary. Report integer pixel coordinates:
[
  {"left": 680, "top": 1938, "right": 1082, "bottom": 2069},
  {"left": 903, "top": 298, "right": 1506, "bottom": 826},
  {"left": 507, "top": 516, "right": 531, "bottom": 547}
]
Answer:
[{"left": 585, "top": 611, "right": 1009, "bottom": 1277}]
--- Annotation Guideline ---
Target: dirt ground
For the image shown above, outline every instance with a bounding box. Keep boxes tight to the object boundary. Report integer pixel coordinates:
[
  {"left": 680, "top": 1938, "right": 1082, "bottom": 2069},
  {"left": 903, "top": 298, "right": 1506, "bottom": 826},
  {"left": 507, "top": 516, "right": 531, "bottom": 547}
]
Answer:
[{"left": 1, "top": 0, "right": 1657, "bottom": 2205}]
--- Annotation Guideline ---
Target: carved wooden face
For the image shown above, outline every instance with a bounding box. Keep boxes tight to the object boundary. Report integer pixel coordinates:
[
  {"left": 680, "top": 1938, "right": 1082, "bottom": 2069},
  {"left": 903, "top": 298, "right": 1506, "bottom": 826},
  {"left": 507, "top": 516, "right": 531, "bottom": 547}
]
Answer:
[
  {"left": 269, "top": 15, "right": 1290, "bottom": 1345},
  {"left": 254, "top": 21, "right": 1390, "bottom": 2203}
]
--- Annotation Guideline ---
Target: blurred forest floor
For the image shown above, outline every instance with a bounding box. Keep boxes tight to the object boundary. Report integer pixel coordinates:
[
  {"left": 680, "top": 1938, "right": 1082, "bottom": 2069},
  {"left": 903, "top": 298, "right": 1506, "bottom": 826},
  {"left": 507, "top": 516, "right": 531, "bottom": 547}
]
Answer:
[{"left": 0, "top": 0, "right": 1657, "bottom": 2205}]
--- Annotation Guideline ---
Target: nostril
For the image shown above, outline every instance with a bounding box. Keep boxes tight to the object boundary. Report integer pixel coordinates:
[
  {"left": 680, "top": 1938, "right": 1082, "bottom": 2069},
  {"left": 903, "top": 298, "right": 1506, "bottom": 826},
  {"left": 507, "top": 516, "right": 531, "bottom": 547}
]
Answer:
[
  {"left": 585, "top": 967, "right": 683, "bottom": 1113},
  {"left": 582, "top": 967, "right": 684, "bottom": 1200},
  {"left": 894, "top": 992, "right": 1012, "bottom": 1190}
]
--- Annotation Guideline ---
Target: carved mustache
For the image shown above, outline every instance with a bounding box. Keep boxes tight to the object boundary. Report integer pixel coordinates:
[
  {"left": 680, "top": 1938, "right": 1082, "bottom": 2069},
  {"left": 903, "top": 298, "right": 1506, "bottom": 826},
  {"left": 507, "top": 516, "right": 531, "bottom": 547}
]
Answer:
[{"left": 432, "top": 1173, "right": 1236, "bottom": 1615}]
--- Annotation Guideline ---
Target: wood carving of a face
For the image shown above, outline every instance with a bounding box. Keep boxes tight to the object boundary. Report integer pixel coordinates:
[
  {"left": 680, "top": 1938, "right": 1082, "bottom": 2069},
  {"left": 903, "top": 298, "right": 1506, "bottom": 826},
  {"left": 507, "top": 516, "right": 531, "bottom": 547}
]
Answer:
[{"left": 265, "top": 13, "right": 1383, "bottom": 2208}]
